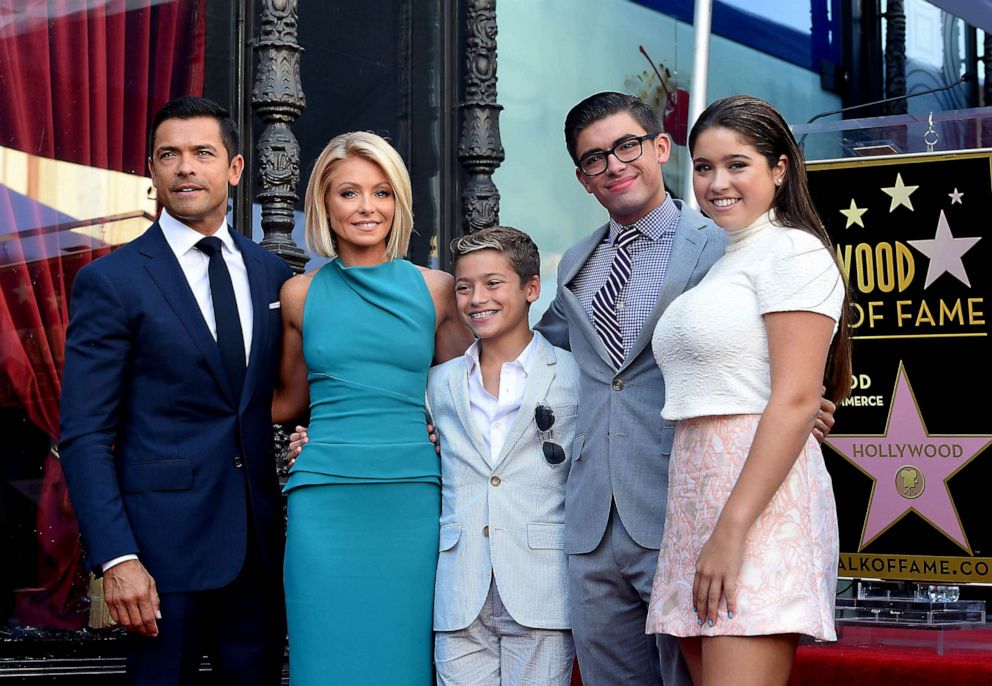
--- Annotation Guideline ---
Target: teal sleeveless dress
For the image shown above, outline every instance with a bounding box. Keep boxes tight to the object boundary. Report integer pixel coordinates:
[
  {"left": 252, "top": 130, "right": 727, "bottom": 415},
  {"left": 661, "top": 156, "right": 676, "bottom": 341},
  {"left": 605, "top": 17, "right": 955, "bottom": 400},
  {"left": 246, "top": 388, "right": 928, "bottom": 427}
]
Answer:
[{"left": 284, "top": 258, "right": 440, "bottom": 685}]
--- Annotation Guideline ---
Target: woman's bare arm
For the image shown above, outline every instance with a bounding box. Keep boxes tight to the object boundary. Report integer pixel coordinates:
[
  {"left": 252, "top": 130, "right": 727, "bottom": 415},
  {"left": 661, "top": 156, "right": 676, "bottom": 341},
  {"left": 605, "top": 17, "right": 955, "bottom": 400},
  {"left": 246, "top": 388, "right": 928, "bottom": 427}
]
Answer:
[
  {"left": 418, "top": 267, "right": 473, "bottom": 364},
  {"left": 272, "top": 274, "right": 313, "bottom": 425}
]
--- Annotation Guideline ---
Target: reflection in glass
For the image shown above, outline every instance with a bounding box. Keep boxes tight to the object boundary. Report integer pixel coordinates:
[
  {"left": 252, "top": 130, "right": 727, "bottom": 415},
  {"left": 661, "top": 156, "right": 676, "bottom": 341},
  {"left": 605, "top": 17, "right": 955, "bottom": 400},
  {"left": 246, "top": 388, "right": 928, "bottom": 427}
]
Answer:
[{"left": 0, "top": 0, "right": 206, "bottom": 636}]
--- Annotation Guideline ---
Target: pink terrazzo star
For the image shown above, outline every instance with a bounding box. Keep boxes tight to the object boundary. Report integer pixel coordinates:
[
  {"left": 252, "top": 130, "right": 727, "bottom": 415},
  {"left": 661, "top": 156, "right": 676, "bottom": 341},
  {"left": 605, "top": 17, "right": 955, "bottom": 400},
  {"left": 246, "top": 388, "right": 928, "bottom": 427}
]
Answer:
[{"left": 827, "top": 363, "right": 991, "bottom": 553}]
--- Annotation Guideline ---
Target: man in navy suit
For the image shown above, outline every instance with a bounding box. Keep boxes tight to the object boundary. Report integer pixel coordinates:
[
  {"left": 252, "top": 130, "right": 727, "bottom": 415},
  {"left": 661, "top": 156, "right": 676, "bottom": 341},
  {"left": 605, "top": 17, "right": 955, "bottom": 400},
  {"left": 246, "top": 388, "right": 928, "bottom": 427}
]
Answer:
[{"left": 60, "top": 96, "right": 292, "bottom": 684}]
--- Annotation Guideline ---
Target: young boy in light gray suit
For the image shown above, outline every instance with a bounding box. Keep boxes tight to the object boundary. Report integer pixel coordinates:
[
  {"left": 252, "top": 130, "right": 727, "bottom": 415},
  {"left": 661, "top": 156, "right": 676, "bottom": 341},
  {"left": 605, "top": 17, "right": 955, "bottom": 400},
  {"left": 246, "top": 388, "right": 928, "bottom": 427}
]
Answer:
[{"left": 428, "top": 226, "right": 580, "bottom": 685}]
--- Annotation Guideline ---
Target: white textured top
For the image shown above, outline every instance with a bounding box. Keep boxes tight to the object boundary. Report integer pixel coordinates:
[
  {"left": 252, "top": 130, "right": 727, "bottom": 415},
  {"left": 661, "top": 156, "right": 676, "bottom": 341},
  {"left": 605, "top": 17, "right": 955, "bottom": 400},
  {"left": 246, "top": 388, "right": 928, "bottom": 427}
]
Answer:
[{"left": 653, "top": 211, "right": 844, "bottom": 420}]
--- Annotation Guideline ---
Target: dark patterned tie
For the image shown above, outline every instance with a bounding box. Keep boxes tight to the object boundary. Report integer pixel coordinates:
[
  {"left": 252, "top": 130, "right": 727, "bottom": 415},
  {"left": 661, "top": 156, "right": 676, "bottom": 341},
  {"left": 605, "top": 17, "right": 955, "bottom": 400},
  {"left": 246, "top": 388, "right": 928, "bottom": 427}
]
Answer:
[
  {"left": 592, "top": 226, "right": 639, "bottom": 368},
  {"left": 196, "top": 237, "right": 246, "bottom": 400}
]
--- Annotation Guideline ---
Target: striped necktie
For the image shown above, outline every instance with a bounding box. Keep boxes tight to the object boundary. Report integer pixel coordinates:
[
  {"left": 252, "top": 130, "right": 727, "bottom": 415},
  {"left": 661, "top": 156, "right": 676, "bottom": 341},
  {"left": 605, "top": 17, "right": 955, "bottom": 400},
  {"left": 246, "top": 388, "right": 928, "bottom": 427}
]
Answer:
[{"left": 592, "top": 225, "right": 639, "bottom": 368}]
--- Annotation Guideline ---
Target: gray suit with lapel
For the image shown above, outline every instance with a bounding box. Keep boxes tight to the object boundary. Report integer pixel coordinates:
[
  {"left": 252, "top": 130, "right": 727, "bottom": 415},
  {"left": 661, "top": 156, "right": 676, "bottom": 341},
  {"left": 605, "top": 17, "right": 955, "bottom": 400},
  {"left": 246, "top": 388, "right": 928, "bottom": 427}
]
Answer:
[
  {"left": 429, "top": 332, "right": 580, "bottom": 632},
  {"left": 536, "top": 199, "right": 727, "bottom": 684}
]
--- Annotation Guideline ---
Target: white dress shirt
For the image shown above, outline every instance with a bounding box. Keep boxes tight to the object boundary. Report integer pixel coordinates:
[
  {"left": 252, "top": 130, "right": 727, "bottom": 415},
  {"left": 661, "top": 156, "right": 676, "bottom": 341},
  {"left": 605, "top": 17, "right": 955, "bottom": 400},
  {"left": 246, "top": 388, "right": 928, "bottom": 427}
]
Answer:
[
  {"left": 102, "top": 210, "right": 254, "bottom": 573},
  {"left": 465, "top": 334, "right": 538, "bottom": 460},
  {"left": 158, "top": 208, "right": 254, "bottom": 359}
]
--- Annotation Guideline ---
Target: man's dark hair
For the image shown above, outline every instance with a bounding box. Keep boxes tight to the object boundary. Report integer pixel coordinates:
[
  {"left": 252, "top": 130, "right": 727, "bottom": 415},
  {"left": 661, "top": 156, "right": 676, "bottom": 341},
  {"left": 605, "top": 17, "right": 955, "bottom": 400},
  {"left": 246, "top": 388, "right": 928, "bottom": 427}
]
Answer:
[
  {"left": 564, "top": 92, "right": 661, "bottom": 165},
  {"left": 147, "top": 96, "right": 240, "bottom": 160}
]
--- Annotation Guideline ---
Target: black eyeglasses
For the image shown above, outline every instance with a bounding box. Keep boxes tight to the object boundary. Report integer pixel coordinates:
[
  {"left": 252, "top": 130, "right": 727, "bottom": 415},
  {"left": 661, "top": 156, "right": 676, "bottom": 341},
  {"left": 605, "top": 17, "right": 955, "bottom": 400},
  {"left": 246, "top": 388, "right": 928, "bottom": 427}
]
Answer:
[
  {"left": 577, "top": 132, "right": 661, "bottom": 176},
  {"left": 535, "top": 403, "right": 566, "bottom": 466}
]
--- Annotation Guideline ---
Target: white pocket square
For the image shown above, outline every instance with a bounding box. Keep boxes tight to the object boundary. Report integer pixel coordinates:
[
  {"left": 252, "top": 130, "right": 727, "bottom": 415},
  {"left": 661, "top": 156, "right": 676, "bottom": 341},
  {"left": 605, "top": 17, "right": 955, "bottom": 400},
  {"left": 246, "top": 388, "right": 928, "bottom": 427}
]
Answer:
[{"left": 269, "top": 301, "right": 281, "bottom": 310}]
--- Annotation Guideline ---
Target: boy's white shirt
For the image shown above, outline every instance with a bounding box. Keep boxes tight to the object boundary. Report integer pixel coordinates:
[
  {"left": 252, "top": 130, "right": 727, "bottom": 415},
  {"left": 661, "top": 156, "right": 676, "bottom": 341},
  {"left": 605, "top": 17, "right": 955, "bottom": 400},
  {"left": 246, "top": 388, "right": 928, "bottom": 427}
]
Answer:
[{"left": 464, "top": 333, "right": 538, "bottom": 460}]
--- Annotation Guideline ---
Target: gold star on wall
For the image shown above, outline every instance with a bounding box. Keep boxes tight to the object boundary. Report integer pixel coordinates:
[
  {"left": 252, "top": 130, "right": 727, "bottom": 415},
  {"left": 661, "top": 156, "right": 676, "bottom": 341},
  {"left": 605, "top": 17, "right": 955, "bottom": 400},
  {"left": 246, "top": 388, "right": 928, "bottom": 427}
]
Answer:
[
  {"left": 839, "top": 199, "right": 868, "bottom": 228},
  {"left": 881, "top": 173, "right": 919, "bottom": 212}
]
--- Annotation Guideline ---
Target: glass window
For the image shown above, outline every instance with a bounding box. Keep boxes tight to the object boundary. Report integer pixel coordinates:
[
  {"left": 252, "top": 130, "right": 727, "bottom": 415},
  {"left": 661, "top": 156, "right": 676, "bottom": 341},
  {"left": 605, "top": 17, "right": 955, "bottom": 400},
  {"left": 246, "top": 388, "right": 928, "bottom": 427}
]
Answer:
[
  {"left": 496, "top": 0, "right": 841, "bottom": 320},
  {"left": 0, "top": 0, "right": 230, "bottom": 644},
  {"left": 888, "top": 0, "right": 976, "bottom": 113},
  {"left": 798, "top": 0, "right": 987, "bottom": 159}
]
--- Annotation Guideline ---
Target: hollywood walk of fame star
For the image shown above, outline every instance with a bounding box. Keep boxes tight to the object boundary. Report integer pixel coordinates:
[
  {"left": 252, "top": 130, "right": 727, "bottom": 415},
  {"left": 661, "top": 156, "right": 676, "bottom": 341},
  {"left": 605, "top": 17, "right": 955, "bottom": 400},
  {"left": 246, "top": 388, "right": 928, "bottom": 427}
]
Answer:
[
  {"left": 827, "top": 363, "right": 992, "bottom": 553},
  {"left": 907, "top": 210, "right": 981, "bottom": 289},
  {"left": 948, "top": 188, "right": 964, "bottom": 204},
  {"left": 881, "top": 173, "right": 919, "bottom": 212},
  {"left": 839, "top": 199, "right": 868, "bottom": 229}
]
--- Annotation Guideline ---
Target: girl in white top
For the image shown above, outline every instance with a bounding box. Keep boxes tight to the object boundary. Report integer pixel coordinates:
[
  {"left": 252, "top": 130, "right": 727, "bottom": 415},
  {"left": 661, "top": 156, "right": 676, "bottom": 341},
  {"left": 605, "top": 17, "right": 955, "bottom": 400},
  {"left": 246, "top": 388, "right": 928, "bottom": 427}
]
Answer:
[{"left": 646, "top": 95, "right": 852, "bottom": 686}]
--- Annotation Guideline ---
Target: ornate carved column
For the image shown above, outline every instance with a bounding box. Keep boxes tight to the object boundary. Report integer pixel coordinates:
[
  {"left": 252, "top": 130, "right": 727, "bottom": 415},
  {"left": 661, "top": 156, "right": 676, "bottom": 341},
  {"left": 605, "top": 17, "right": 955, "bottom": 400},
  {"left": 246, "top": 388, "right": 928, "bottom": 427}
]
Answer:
[
  {"left": 883, "top": 0, "right": 907, "bottom": 115},
  {"left": 253, "top": 0, "right": 307, "bottom": 273},
  {"left": 458, "top": 0, "right": 504, "bottom": 235},
  {"left": 253, "top": 0, "right": 306, "bottom": 485}
]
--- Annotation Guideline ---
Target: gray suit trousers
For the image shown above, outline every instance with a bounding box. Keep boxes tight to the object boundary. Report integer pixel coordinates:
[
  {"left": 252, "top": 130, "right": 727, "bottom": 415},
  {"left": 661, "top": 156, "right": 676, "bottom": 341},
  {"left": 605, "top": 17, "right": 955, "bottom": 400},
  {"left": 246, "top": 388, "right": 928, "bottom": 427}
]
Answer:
[{"left": 568, "top": 504, "right": 688, "bottom": 685}]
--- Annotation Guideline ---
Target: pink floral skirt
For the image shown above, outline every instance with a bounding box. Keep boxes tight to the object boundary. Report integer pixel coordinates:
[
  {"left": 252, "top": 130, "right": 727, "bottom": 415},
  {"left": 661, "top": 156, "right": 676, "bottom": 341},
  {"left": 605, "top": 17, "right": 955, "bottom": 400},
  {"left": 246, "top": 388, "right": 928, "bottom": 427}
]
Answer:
[{"left": 645, "top": 414, "right": 838, "bottom": 640}]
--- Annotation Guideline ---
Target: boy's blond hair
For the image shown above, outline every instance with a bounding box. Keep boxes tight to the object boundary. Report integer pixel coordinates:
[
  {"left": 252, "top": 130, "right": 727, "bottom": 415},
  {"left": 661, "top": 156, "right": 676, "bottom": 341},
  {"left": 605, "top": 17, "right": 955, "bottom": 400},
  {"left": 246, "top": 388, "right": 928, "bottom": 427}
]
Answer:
[{"left": 449, "top": 226, "right": 540, "bottom": 283}]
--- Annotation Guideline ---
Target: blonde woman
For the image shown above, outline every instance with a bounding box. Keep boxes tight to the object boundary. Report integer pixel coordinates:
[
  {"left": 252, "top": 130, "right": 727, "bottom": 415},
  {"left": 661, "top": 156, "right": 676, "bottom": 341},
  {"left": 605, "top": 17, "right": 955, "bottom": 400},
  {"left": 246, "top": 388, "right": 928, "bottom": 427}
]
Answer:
[{"left": 273, "top": 131, "right": 470, "bottom": 684}]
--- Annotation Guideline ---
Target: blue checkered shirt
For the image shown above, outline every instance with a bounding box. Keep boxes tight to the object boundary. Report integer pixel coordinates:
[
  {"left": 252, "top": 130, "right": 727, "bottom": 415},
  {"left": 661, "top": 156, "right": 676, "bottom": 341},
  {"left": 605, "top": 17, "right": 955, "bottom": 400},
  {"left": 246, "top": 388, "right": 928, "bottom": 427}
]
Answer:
[{"left": 568, "top": 196, "right": 680, "bottom": 358}]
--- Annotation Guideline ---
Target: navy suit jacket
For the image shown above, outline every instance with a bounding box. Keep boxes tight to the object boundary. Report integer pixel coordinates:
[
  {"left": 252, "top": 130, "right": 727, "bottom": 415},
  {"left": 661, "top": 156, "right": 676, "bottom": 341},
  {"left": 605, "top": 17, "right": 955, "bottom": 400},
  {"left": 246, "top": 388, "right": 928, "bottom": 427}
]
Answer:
[{"left": 59, "top": 222, "right": 292, "bottom": 593}]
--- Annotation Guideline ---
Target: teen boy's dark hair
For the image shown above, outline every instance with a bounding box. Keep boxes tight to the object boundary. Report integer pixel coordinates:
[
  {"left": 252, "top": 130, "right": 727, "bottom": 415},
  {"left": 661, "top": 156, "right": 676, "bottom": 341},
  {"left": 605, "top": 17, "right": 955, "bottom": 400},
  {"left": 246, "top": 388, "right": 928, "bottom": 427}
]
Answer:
[
  {"left": 450, "top": 226, "right": 540, "bottom": 284},
  {"left": 563, "top": 91, "right": 661, "bottom": 165}
]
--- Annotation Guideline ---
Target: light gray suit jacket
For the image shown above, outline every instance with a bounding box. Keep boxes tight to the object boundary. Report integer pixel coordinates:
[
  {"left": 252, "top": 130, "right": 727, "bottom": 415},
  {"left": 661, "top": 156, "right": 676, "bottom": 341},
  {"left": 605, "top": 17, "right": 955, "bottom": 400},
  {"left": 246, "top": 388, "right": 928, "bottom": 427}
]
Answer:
[
  {"left": 429, "top": 332, "right": 580, "bottom": 631},
  {"left": 536, "top": 199, "right": 727, "bottom": 554}
]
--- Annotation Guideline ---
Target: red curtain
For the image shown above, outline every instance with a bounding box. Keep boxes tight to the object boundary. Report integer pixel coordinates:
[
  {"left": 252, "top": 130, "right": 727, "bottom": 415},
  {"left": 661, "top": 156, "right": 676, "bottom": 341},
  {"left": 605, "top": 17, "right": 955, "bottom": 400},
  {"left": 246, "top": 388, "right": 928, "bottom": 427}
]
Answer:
[
  {"left": 0, "top": 0, "right": 206, "bottom": 175},
  {"left": 0, "top": 0, "right": 206, "bottom": 630}
]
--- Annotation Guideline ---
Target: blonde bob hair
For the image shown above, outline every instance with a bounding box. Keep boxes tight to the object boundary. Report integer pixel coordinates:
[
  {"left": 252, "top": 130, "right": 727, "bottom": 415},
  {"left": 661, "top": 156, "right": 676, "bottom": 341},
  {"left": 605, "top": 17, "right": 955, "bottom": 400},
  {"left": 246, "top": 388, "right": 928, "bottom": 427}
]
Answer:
[{"left": 304, "top": 131, "right": 414, "bottom": 259}]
